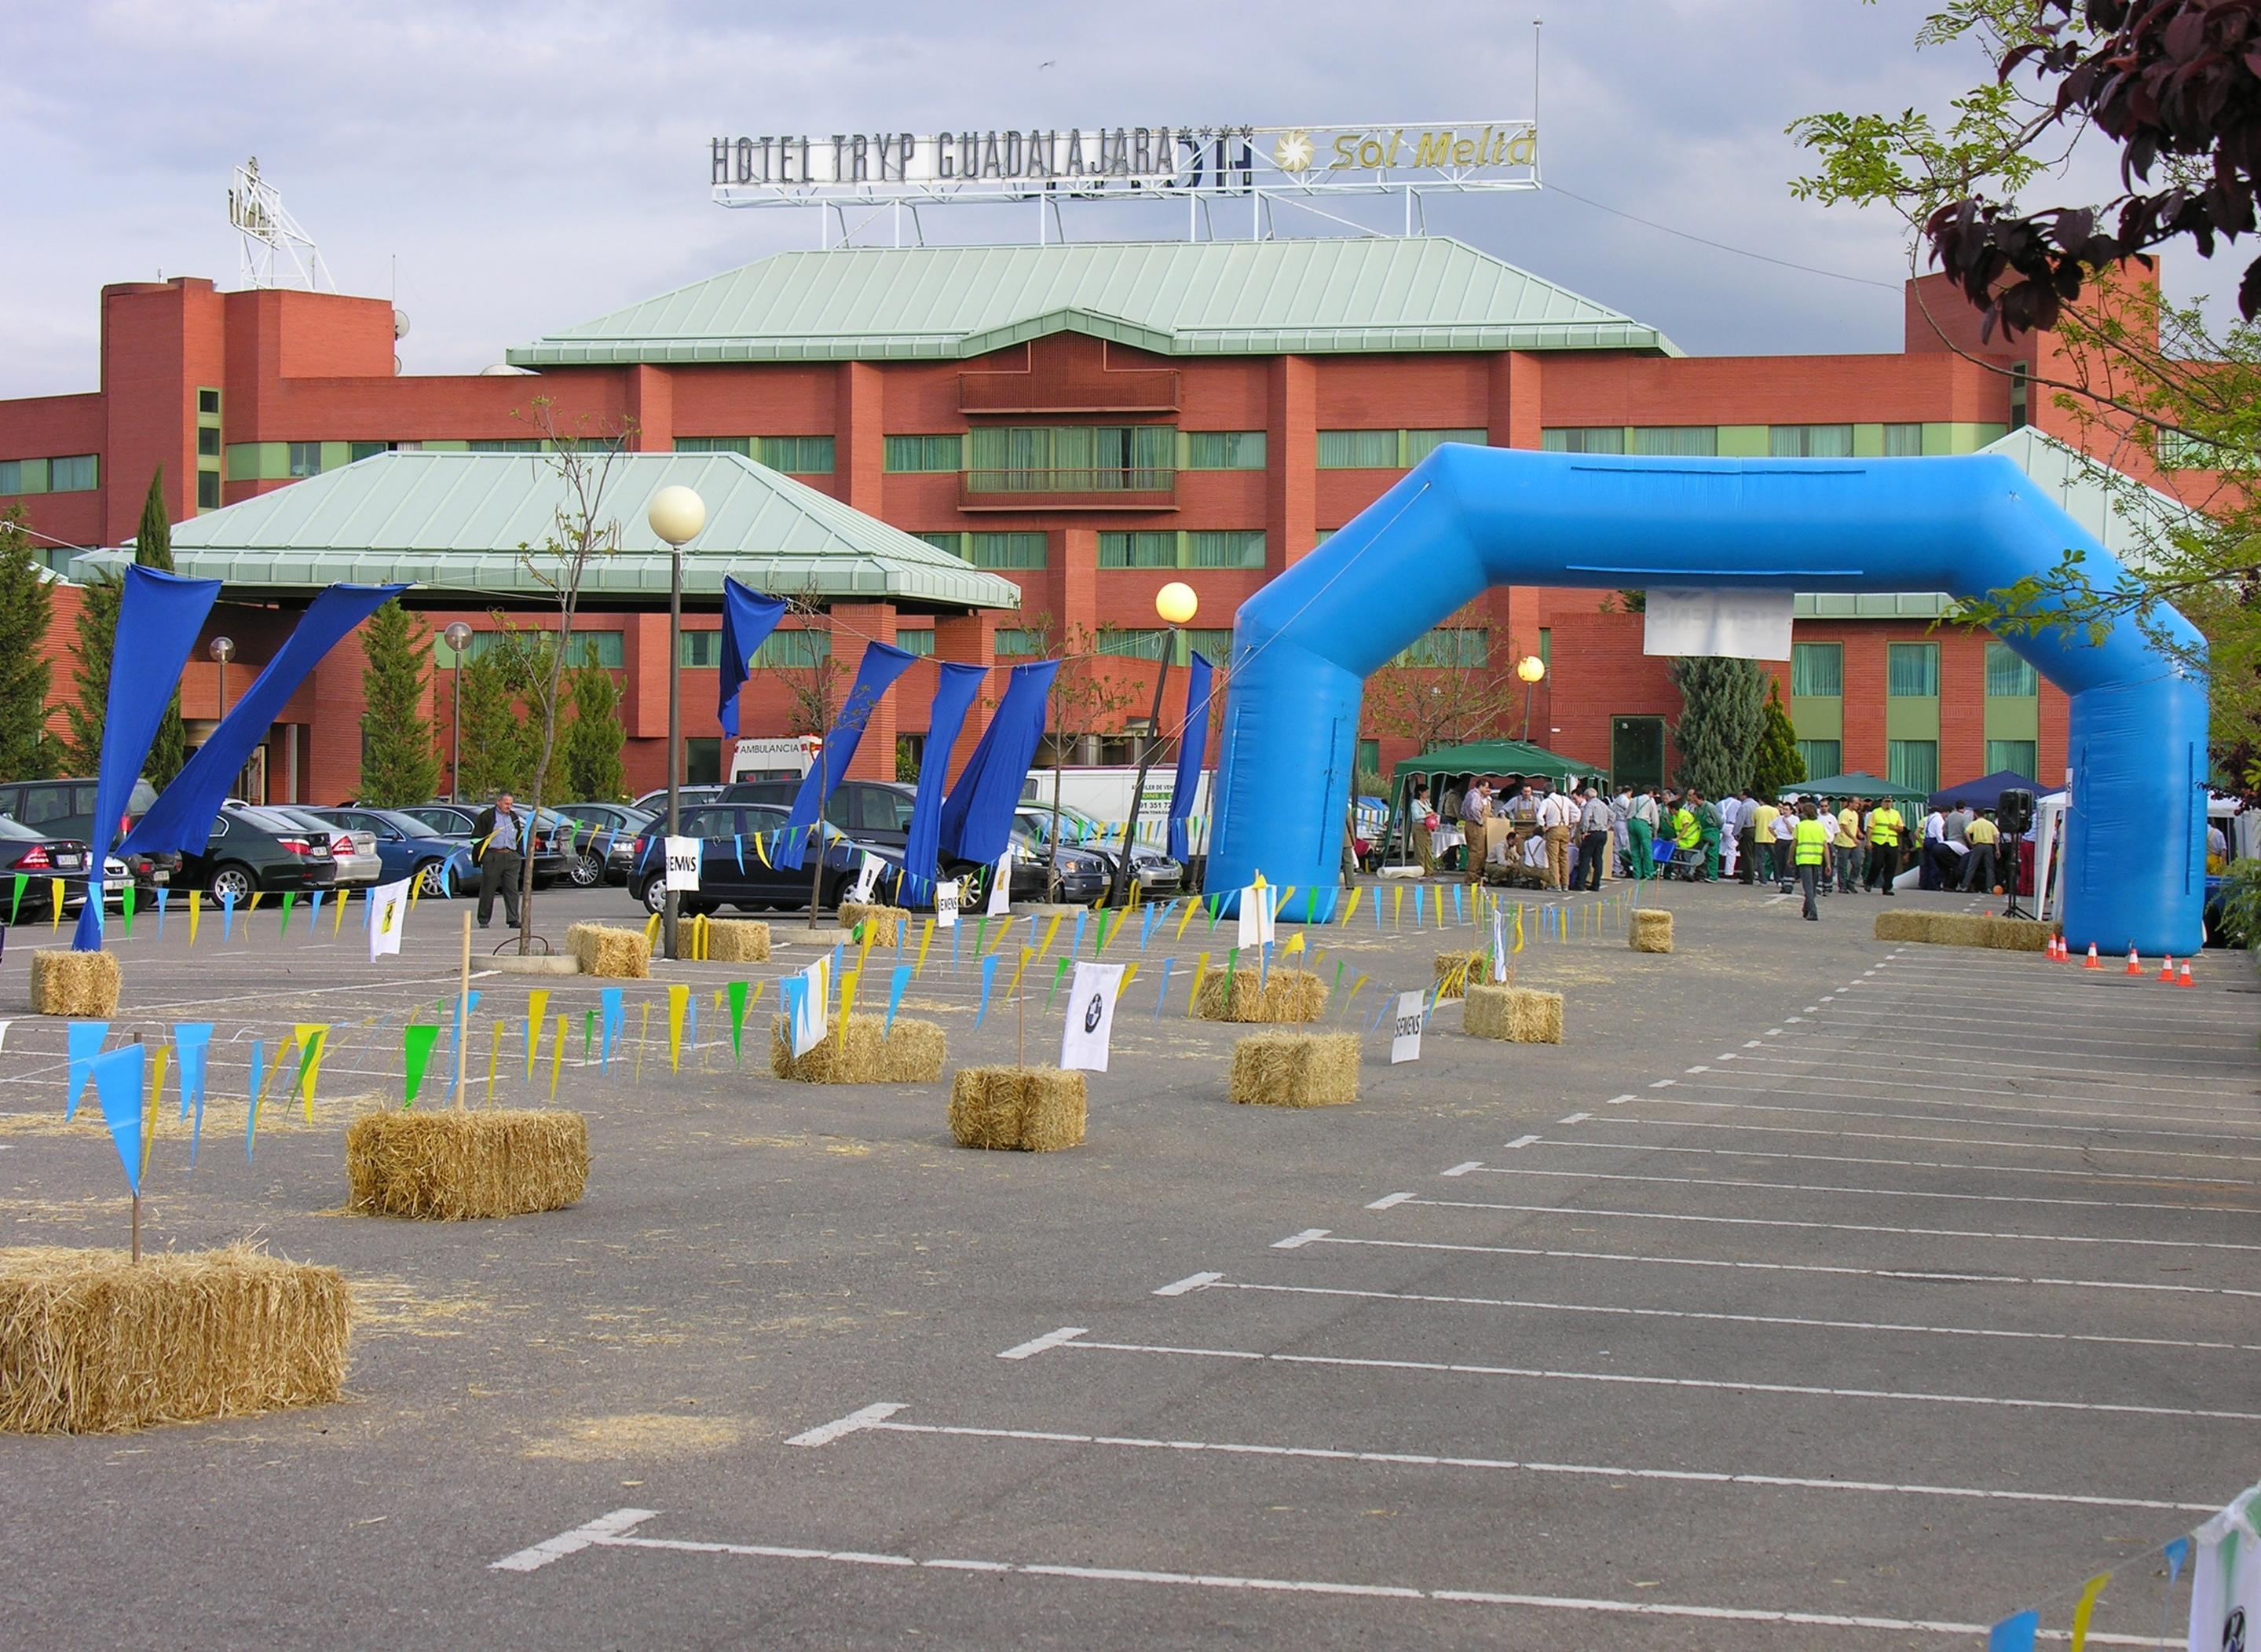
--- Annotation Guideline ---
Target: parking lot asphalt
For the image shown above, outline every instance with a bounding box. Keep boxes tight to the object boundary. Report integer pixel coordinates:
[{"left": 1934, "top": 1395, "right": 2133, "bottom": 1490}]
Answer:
[{"left": 0, "top": 874, "right": 2252, "bottom": 1647}]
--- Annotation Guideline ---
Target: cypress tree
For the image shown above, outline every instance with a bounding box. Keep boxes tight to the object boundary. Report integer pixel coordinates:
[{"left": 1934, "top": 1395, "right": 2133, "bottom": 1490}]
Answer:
[
  {"left": 357, "top": 600, "right": 441, "bottom": 806},
  {"left": 454, "top": 637, "right": 532, "bottom": 799},
  {"left": 135, "top": 468, "right": 189, "bottom": 784},
  {"left": 1669, "top": 656, "right": 1769, "bottom": 798},
  {"left": 1750, "top": 678, "right": 1809, "bottom": 796},
  {"left": 63, "top": 573, "right": 120, "bottom": 775},
  {"left": 0, "top": 509, "right": 59, "bottom": 781},
  {"left": 559, "top": 663, "right": 625, "bottom": 802}
]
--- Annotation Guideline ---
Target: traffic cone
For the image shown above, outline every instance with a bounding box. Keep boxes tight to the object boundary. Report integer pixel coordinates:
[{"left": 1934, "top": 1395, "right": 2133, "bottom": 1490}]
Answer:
[
  {"left": 2084, "top": 943, "right": 2101, "bottom": 970},
  {"left": 2125, "top": 944, "right": 2142, "bottom": 976},
  {"left": 2159, "top": 956, "right": 2176, "bottom": 982},
  {"left": 2178, "top": 960, "right": 2195, "bottom": 989}
]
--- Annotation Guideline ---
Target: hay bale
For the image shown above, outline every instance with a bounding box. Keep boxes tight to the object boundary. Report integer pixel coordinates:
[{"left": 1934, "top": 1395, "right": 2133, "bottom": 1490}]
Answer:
[
  {"left": 345, "top": 1109, "right": 589, "bottom": 1220},
  {"left": 1193, "top": 966, "right": 1325, "bottom": 1024},
  {"left": 1432, "top": 950, "right": 1485, "bottom": 996},
  {"left": 1630, "top": 908, "right": 1674, "bottom": 953},
  {"left": 703, "top": 919, "right": 770, "bottom": 963},
  {"left": 0, "top": 1244, "right": 348, "bottom": 1433},
  {"left": 948, "top": 1065, "right": 1086, "bottom": 1151},
  {"left": 567, "top": 923, "right": 649, "bottom": 979},
  {"left": 1227, "top": 1032, "right": 1361, "bottom": 1108},
  {"left": 1464, "top": 984, "right": 1564, "bottom": 1044},
  {"left": 769, "top": 1014, "right": 946, "bottom": 1084},
  {"left": 1873, "top": 910, "right": 2052, "bottom": 952},
  {"left": 838, "top": 903, "right": 909, "bottom": 945},
  {"left": 29, "top": 950, "right": 120, "bottom": 1018}
]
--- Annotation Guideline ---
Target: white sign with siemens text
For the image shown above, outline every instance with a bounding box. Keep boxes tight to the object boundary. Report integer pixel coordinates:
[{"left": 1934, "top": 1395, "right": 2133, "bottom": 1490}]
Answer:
[
  {"left": 664, "top": 837, "right": 702, "bottom": 891},
  {"left": 935, "top": 879, "right": 960, "bottom": 929},
  {"left": 1390, "top": 991, "right": 1425, "bottom": 1064}
]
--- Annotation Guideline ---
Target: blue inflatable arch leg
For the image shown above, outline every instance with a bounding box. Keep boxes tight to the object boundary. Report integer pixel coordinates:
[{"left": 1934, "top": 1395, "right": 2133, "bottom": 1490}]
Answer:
[{"left": 1208, "top": 447, "right": 2208, "bottom": 955}]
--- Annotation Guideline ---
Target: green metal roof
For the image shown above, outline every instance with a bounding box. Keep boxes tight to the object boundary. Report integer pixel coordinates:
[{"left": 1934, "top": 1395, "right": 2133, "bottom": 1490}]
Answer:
[
  {"left": 507, "top": 238, "right": 1679, "bottom": 367},
  {"left": 79, "top": 450, "right": 1023, "bottom": 609}
]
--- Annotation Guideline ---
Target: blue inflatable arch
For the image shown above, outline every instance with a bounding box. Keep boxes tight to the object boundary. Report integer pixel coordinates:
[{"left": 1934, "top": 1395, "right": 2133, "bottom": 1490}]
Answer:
[{"left": 1207, "top": 447, "right": 2208, "bottom": 954}]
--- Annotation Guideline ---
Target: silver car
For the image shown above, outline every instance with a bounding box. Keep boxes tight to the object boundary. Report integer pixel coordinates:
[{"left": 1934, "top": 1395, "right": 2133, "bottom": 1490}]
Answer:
[{"left": 269, "top": 806, "right": 381, "bottom": 887}]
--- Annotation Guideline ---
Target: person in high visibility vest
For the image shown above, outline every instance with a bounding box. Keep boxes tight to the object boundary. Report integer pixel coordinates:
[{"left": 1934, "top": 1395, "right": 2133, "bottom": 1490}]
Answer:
[
  {"left": 1793, "top": 799, "right": 1832, "bottom": 921},
  {"left": 1866, "top": 799, "right": 1905, "bottom": 895}
]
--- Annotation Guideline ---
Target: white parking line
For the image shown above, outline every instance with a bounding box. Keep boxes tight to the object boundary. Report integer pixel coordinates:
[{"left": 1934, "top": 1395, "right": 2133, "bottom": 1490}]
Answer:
[
  {"left": 1298, "top": 1230, "right": 2261, "bottom": 1303},
  {"left": 1030, "top": 1330, "right": 2261, "bottom": 1424},
  {"left": 491, "top": 1507, "right": 662, "bottom": 1573},
  {"left": 1488, "top": 1136, "right": 2261, "bottom": 1193},
  {"left": 1153, "top": 1271, "right": 1222, "bottom": 1297},
  {"left": 1604, "top": 1094, "right": 1636, "bottom": 1105},
  {"left": 1587, "top": 1113, "right": 2261, "bottom": 1170},
  {"left": 1396, "top": 1193, "right": 2261, "bottom": 1257},
  {"left": 1460, "top": 1161, "right": 2260, "bottom": 1219},
  {"left": 788, "top": 1404, "right": 2216, "bottom": 1514},
  {"left": 1504, "top": 1135, "right": 1542, "bottom": 1149},
  {"left": 784, "top": 1402, "right": 906, "bottom": 1447},
  {"left": 998, "top": 1326, "right": 1089, "bottom": 1361},
  {"left": 1663, "top": 1070, "right": 2261, "bottom": 1131},
  {"left": 488, "top": 1508, "right": 2131, "bottom": 1641},
  {"left": 1440, "top": 1162, "right": 1483, "bottom": 1179},
  {"left": 1648, "top": 1079, "right": 1675, "bottom": 1088},
  {"left": 1556, "top": 1112, "right": 1590, "bottom": 1125}
]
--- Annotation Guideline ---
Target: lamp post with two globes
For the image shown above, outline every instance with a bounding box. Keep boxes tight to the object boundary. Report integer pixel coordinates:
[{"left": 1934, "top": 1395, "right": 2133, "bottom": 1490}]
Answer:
[
  {"left": 646, "top": 484, "right": 708, "bottom": 961},
  {"left": 1106, "top": 581, "right": 1199, "bottom": 911}
]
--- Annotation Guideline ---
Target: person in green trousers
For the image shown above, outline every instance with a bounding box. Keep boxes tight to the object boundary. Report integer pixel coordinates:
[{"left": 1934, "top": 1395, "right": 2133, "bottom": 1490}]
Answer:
[
  {"left": 1626, "top": 788, "right": 1659, "bottom": 879},
  {"left": 1694, "top": 789, "right": 1722, "bottom": 883}
]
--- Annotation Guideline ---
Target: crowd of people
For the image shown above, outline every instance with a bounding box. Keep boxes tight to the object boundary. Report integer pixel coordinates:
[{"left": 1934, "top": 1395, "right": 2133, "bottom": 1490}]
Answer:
[{"left": 1399, "top": 772, "right": 2017, "bottom": 916}]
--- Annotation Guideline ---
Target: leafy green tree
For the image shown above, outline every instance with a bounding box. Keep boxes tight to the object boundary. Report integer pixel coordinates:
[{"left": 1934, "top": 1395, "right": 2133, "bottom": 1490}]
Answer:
[
  {"left": 0, "top": 509, "right": 60, "bottom": 781},
  {"left": 134, "top": 468, "right": 188, "bottom": 785},
  {"left": 1669, "top": 656, "right": 1767, "bottom": 798},
  {"left": 357, "top": 600, "right": 441, "bottom": 806},
  {"left": 559, "top": 663, "right": 625, "bottom": 802},
  {"left": 63, "top": 573, "right": 120, "bottom": 775},
  {"left": 1751, "top": 679, "right": 1808, "bottom": 796},
  {"left": 453, "top": 634, "right": 533, "bottom": 800}
]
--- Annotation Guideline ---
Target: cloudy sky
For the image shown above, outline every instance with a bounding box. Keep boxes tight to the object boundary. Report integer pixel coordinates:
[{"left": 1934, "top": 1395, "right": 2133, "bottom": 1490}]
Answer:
[{"left": 0, "top": 1, "right": 2217, "bottom": 394}]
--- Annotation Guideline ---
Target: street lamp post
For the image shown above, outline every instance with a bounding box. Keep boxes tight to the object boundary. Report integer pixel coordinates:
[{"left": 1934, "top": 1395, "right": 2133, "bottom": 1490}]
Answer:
[
  {"left": 209, "top": 635, "right": 236, "bottom": 799},
  {"left": 1516, "top": 654, "right": 1546, "bottom": 743},
  {"left": 646, "top": 485, "right": 708, "bottom": 962},
  {"left": 442, "top": 622, "right": 474, "bottom": 802},
  {"left": 1107, "top": 582, "right": 1198, "bottom": 910}
]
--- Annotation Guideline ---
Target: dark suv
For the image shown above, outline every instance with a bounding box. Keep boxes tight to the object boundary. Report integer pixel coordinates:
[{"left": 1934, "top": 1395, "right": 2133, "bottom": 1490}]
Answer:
[
  {"left": 0, "top": 777, "right": 177, "bottom": 888},
  {"left": 719, "top": 779, "right": 916, "bottom": 849}
]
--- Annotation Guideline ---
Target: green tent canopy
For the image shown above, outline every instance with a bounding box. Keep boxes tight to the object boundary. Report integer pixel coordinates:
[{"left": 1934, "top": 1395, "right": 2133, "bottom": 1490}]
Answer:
[
  {"left": 1787, "top": 769, "right": 1926, "bottom": 805},
  {"left": 1389, "top": 739, "right": 1601, "bottom": 805}
]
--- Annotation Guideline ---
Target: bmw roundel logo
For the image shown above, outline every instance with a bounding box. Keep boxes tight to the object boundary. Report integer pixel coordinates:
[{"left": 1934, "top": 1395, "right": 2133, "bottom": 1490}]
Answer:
[
  {"left": 2225, "top": 1606, "right": 2246, "bottom": 1652},
  {"left": 1084, "top": 993, "right": 1105, "bottom": 1032}
]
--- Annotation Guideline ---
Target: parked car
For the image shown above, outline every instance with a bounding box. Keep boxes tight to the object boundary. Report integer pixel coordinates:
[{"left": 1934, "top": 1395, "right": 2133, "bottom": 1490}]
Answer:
[
  {"left": 179, "top": 805, "right": 338, "bottom": 905},
  {"left": 550, "top": 802, "right": 654, "bottom": 887},
  {"left": 0, "top": 776, "right": 177, "bottom": 890},
  {"left": 309, "top": 806, "right": 474, "bottom": 897},
  {"left": 628, "top": 784, "right": 726, "bottom": 821},
  {"left": 1009, "top": 810, "right": 1110, "bottom": 904},
  {"left": 1017, "top": 802, "right": 1184, "bottom": 897},
  {"left": 402, "top": 803, "right": 572, "bottom": 889},
  {"left": 718, "top": 778, "right": 915, "bottom": 850},
  {"left": 0, "top": 817, "right": 97, "bottom": 922},
  {"left": 627, "top": 804, "right": 903, "bottom": 916},
  {"left": 265, "top": 806, "right": 380, "bottom": 887}
]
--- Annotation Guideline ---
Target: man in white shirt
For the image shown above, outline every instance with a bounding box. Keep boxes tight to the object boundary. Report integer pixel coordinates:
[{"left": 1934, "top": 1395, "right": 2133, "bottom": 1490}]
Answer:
[
  {"left": 1769, "top": 798, "right": 1799, "bottom": 890},
  {"left": 1718, "top": 791, "right": 1744, "bottom": 880},
  {"left": 1919, "top": 805, "right": 1948, "bottom": 890},
  {"left": 1610, "top": 785, "right": 1635, "bottom": 876},
  {"left": 1536, "top": 786, "right": 1574, "bottom": 890}
]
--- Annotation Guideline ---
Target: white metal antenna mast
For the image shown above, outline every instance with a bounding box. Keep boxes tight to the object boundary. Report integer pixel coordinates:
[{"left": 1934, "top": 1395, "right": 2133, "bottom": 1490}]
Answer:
[{"left": 228, "top": 157, "right": 337, "bottom": 291}]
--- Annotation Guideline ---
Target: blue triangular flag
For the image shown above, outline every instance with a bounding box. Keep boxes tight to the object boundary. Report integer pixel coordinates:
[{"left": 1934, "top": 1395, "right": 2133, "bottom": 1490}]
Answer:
[
  {"left": 735, "top": 833, "right": 745, "bottom": 874},
  {"left": 65, "top": 1021, "right": 109, "bottom": 1120},
  {"left": 974, "top": 953, "right": 999, "bottom": 1029},
  {"left": 155, "top": 883, "right": 169, "bottom": 936},
  {"left": 176, "top": 1023, "right": 214, "bottom": 1168},
  {"left": 884, "top": 963, "right": 910, "bottom": 1034},
  {"left": 1153, "top": 957, "right": 1175, "bottom": 1018},
  {"left": 1071, "top": 910, "right": 1087, "bottom": 957},
  {"left": 89, "top": 1043, "right": 145, "bottom": 1195},
  {"left": 1985, "top": 1610, "right": 2037, "bottom": 1651},
  {"left": 247, "top": 1039, "right": 265, "bottom": 1160},
  {"left": 599, "top": 987, "right": 624, "bottom": 1069},
  {"left": 221, "top": 886, "right": 236, "bottom": 941}
]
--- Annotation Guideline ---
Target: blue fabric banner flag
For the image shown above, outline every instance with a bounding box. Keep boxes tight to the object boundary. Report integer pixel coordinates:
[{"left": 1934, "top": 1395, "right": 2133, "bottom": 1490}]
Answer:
[
  {"left": 75, "top": 565, "right": 221, "bottom": 949},
  {"left": 777, "top": 638, "right": 920, "bottom": 869},
  {"left": 65, "top": 1021, "right": 108, "bottom": 1120},
  {"left": 1167, "top": 650, "right": 1215, "bottom": 863},
  {"left": 884, "top": 963, "right": 910, "bottom": 1034},
  {"left": 599, "top": 987, "right": 624, "bottom": 1069},
  {"left": 717, "top": 579, "right": 788, "bottom": 739},
  {"left": 902, "top": 660, "right": 986, "bottom": 881},
  {"left": 938, "top": 660, "right": 1059, "bottom": 868},
  {"left": 975, "top": 952, "right": 999, "bottom": 1029},
  {"left": 90, "top": 1044, "right": 147, "bottom": 1196},
  {"left": 123, "top": 583, "right": 401, "bottom": 861},
  {"left": 247, "top": 1040, "right": 264, "bottom": 1160}
]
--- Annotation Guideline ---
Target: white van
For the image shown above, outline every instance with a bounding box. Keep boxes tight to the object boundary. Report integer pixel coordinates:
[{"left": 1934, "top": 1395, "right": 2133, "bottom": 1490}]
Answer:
[
  {"left": 1020, "top": 765, "right": 1213, "bottom": 845},
  {"left": 729, "top": 735, "right": 822, "bottom": 784}
]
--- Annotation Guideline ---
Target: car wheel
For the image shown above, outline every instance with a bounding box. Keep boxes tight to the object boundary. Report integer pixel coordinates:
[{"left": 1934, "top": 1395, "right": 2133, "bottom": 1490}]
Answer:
[
  {"left": 414, "top": 859, "right": 450, "bottom": 897},
  {"left": 638, "top": 878, "right": 666, "bottom": 916},
  {"left": 568, "top": 851, "right": 602, "bottom": 889},
  {"left": 207, "top": 863, "right": 254, "bottom": 906}
]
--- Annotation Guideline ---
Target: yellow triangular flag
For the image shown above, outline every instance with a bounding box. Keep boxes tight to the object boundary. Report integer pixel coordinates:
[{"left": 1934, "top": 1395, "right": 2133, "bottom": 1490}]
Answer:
[
  {"left": 1039, "top": 912, "right": 1064, "bottom": 959},
  {"left": 643, "top": 911, "right": 661, "bottom": 951},
  {"left": 666, "top": 983, "right": 688, "bottom": 1072},
  {"left": 549, "top": 1013, "right": 567, "bottom": 1099},
  {"left": 140, "top": 1045, "right": 170, "bottom": 1181},
  {"left": 334, "top": 887, "right": 349, "bottom": 936},
  {"left": 1341, "top": 886, "right": 1362, "bottom": 925},
  {"left": 188, "top": 889, "right": 202, "bottom": 945},
  {"left": 839, "top": 970, "right": 861, "bottom": 1025},
  {"left": 1116, "top": 961, "right": 1140, "bottom": 1000},
  {"left": 1391, "top": 884, "right": 1404, "bottom": 927},
  {"left": 1282, "top": 932, "right": 1305, "bottom": 956},
  {"left": 915, "top": 919, "right": 934, "bottom": 977},
  {"left": 525, "top": 989, "right": 551, "bottom": 1077},
  {"left": 49, "top": 879, "right": 61, "bottom": 930}
]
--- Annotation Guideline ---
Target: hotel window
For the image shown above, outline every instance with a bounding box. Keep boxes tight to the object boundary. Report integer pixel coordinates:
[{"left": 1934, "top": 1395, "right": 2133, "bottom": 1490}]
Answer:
[
  {"left": 1887, "top": 642, "right": 1939, "bottom": 697},
  {"left": 0, "top": 459, "right": 45, "bottom": 494},
  {"left": 1184, "top": 627, "right": 1233, "bottom": 663},
  {"left": 964, "top": 532, "right": 1047, "bottom": 569},
  {"left": 1541, "top": 427, "right": 1626, "bottom": 454},
  {"left": 1394, "top": 627, "right": 1488, "bottom": 668},
  {"left": 1882, "top": 422, "right": 1924, "bottom": 457},
  {"left": 1887, "top": 738, "right": 1939, "bottom": 795},
  {"left": 678, "top": 630, "right": 724, "bottom": 668},
  {"left": 1316, "top": 429, "right": 1400, "bottom": 470},
  {"left": 287, "top": 441, "right": 324, "bottom": 478},
  {"left": 1769, "top": 424, "right": 1854, "bottom": 459},
  {"left": 468, "top": 438, "right": 540, "bottom": 454},
  {"left": 995, "top": 628, "right": 1045, "bottom": 658},
  {"left": 883, "top": 435, "right": 964, "bottom": 473},
  {"left": 755, "top": 436, "right": 833, "bottom": 473},
  {"left": 1357, "top": 738, "right": 1381, "bottom": 777},
  {"left": 1097, "top": 627, "right": 1170, "bottom": 661},
  {"left": 1630, "top": 427, "right": 1719, "bottom": 457},
  {"left": 1790, "top": 641, "right": 1842, "bottom": 697},
  {"left": 1402, "top": 428, "right": 1487, "bottom": 464},
  {"left": 1797, "top": 739, "right": 1841, "bottom": 779},
  {"left": 441, "top": 630, "right": 625, "bottom": 670},
  {"left": 1985, "top": 641, "right": 2039, "bottom": 697},
  {"left": 198, "top": 389, "right": 221, "bottom": 416},
  {"left": 197, "top": 427, "right": 221, "bottom": 459},
  {"left": 965, "top": 426, "right": 1173, "bottom": 487},
  {"left": 675, "top": 437, "right": 750, "bottom": 457},
  {"left": 49, "top": 455, "right": 97, "bottom": 492},
  {"left": 349, "top": 441, "right": 397, "bottom": 462},
  {"left": 1184, "top": 431, "right": 1266, "bottom": 470},
  {"left": 196, "top": 470, "right": 221, "bottom": 509},
  {"left": 1185, "top": 530, "right": 1264, "bottom": 568},
  {"left": 1098, "top": 532, "right": 1176, "bottom": 569},
  {"left": 751, "top": 630, "right": 832, "bottom": 670},
  {"left": 896, "top": 629, "right": 935, "bottom": 657},
  {"left": 1986, "top": 739, "right": 2038, "bottom": 778}
]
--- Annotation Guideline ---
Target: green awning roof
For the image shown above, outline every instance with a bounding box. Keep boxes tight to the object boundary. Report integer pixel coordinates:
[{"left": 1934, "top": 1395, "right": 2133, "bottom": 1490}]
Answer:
[
  {"left": 1390, "top": 738, "right": 1598, "bottom": 785},
  {"left": 76, "top": 450, "right": 1023, "bottom": 610},
  {"left": 1790, "top": 770, "right": 1926, "bottom": 802},
  {"left": 509, "top": 238, "right": 1679, "bottom": 367}
]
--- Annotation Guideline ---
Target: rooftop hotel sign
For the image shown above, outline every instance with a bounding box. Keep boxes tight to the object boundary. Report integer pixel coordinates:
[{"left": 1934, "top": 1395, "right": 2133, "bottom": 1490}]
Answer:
[{"left": 709, "top": 121, "right": 1538, "bottom": 208}]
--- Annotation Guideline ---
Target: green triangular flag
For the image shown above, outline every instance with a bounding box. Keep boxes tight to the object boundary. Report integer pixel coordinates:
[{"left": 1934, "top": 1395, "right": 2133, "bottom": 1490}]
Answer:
[
  {"left": 280, "top": 890, "right": 296, "bottom": 937},
  {"left": 584, "top": 1009, "right": 595, "bottom": 1058},
  {"left": 727, "top": 980, "right": 748, "bottom": 1061},
  {"left": 1224, "top": 945, "right": 1239, "bottom": 1005},
  {"left": 122, "top": 882, "right": 136, "bottom": 937},
  {"left": 1045, "top": 953, "right": 1074, "bottom": 1009},
  {"left": 8, "top": 873, "right": 22, "bottom": 925},
  {"left": 402, "top": 1023, "right": 440, "bottom": 1108}
]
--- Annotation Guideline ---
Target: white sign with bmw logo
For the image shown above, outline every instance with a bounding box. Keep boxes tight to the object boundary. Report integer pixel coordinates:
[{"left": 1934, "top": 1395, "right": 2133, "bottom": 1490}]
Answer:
[{"left": 1059, "top": 960, "right": 1125, "bottom": 1073}]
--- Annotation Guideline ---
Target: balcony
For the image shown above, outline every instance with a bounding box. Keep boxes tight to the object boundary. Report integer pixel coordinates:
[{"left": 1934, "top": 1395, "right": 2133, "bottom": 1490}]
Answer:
[
  {"left": 958, "top": 363, "right": 1180, "bottom": 416},
  {"left": 960, "top": 467, "right": 1178, "bottom": 512}
]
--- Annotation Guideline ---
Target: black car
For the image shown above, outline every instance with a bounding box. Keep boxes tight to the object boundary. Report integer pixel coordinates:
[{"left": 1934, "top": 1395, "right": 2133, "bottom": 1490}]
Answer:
[
  {"left": 1009, "top": 810, "right": 1110, "bottom": 904},
  {"left": 628, "top": 804, "right": 902, "bottom": 916},
  {"left": 404, "top": 803, "right": 572, "bottom": 889},
  {"left": 180, "top": 804, "right": 338, "bottom": 905},
  {"left": 0, "top": 817, "right": 97, "bottom": 921},
  {"left": 0, "top": 775, "right": 177, "bottom": 890},
  {"left": 551, "top": 802, "right": 654, "bottom": 887}
]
